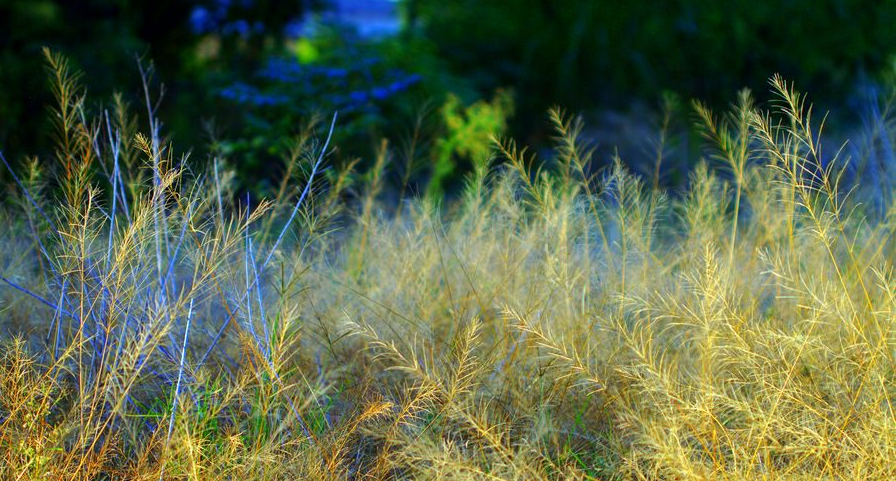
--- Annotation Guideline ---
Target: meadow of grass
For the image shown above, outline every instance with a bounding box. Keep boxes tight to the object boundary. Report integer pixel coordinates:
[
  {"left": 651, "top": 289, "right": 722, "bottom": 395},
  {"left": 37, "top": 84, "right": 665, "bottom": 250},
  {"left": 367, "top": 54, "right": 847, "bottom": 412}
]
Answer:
[{"left": 0, "top": 50, "right": 893, "bottom": 480}]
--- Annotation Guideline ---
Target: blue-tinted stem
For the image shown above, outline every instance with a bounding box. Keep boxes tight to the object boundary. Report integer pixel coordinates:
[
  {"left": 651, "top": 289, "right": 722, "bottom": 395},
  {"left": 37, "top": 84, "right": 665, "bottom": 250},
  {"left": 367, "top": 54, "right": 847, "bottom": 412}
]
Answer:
[
  {"left": 161, "top": 298, "right": 193, "bottom": 481},
  {"left": 262, "top": 112, "right": 337, "bottom": 271}
]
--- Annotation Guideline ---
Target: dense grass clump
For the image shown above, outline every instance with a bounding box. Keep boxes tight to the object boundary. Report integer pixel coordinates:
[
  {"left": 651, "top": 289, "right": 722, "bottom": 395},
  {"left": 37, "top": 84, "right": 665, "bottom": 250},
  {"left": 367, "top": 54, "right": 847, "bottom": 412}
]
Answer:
[{"left": 0, "top": 51, "right": 893, "bottom": 480}]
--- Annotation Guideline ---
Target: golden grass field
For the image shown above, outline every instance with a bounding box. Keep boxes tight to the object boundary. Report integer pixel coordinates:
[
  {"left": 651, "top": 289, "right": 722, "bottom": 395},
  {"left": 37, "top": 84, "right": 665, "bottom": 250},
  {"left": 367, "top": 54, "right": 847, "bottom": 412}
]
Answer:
[{"left": 0, "top": 50, "right": 893, "bottom": 480}]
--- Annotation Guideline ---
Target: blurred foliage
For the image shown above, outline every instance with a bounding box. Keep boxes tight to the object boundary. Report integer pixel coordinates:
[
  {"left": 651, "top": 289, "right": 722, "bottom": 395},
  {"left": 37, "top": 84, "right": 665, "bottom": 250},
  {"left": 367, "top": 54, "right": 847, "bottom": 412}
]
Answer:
[
  {"left": 210, "top": 25, "right": 433, "bottom": 194},
  {"left": 411, "top": 0, "right": 896, "bottom": 141},
  {"left": 0, "top": 0, "right": 474, "bottom": 197},
  {"left": 3, "top": 0, "right": 895, "bottom": 197},
  {"left": 205, "top": 17, "right": 501, "bottom": 198},
  {"left": 0, "top": 0, "right": 317, "bottom": 163},
  {"left": 428, "top": 90, "right": 513, "bottom": 198}
]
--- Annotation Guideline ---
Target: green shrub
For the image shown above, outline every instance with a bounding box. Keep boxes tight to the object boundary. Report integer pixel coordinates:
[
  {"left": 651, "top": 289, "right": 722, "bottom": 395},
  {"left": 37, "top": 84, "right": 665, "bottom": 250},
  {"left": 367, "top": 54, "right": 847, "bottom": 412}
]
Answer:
[{"left": 427, "top": 89, "right": 513, "bottom": 198}]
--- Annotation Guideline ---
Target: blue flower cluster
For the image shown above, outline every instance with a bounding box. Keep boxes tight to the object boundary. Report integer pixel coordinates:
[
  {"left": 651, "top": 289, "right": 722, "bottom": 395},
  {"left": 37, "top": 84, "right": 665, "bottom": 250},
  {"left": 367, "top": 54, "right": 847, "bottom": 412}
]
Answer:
[
  {"left": 221, "top": 56, "right": 422, "bottom": 111},
  {"left": 342, "top": 73, "right": 422, "bottom": 105},
  {"left": 189, "top": 0, "right": 264, "bottom": 37},
  {"left": 259, "top": 58, "right": 350, "bottom": 83},
  {"left": 189, "top": 6, "right": 217, "bottom": 34},
  {"left": 219, "top": 82, "right": 289, "bottom": 106},
  {"left": 283, "top": 18, "right": 307, "bottom": 39}
]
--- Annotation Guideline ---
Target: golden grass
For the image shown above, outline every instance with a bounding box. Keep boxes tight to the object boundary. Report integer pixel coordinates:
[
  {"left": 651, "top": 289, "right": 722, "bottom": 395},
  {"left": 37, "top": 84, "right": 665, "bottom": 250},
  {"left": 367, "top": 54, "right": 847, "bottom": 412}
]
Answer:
[{"left": 0, "top": 52, "right": 893, "bottom": 480}]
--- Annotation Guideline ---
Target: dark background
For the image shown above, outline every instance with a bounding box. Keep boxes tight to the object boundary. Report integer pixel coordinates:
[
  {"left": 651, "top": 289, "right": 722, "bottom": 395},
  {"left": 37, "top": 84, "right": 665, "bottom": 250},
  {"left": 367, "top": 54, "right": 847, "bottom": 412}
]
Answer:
[{"left": 2, "top": 0, "right": 895, "bottom": 194}]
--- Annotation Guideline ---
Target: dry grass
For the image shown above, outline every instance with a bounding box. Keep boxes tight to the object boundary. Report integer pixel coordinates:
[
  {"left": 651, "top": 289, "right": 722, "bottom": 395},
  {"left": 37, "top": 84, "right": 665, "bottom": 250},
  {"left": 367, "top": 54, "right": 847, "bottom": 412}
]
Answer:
[{"left": 0, "top": 52, "right": 893, "bottom": 480}]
